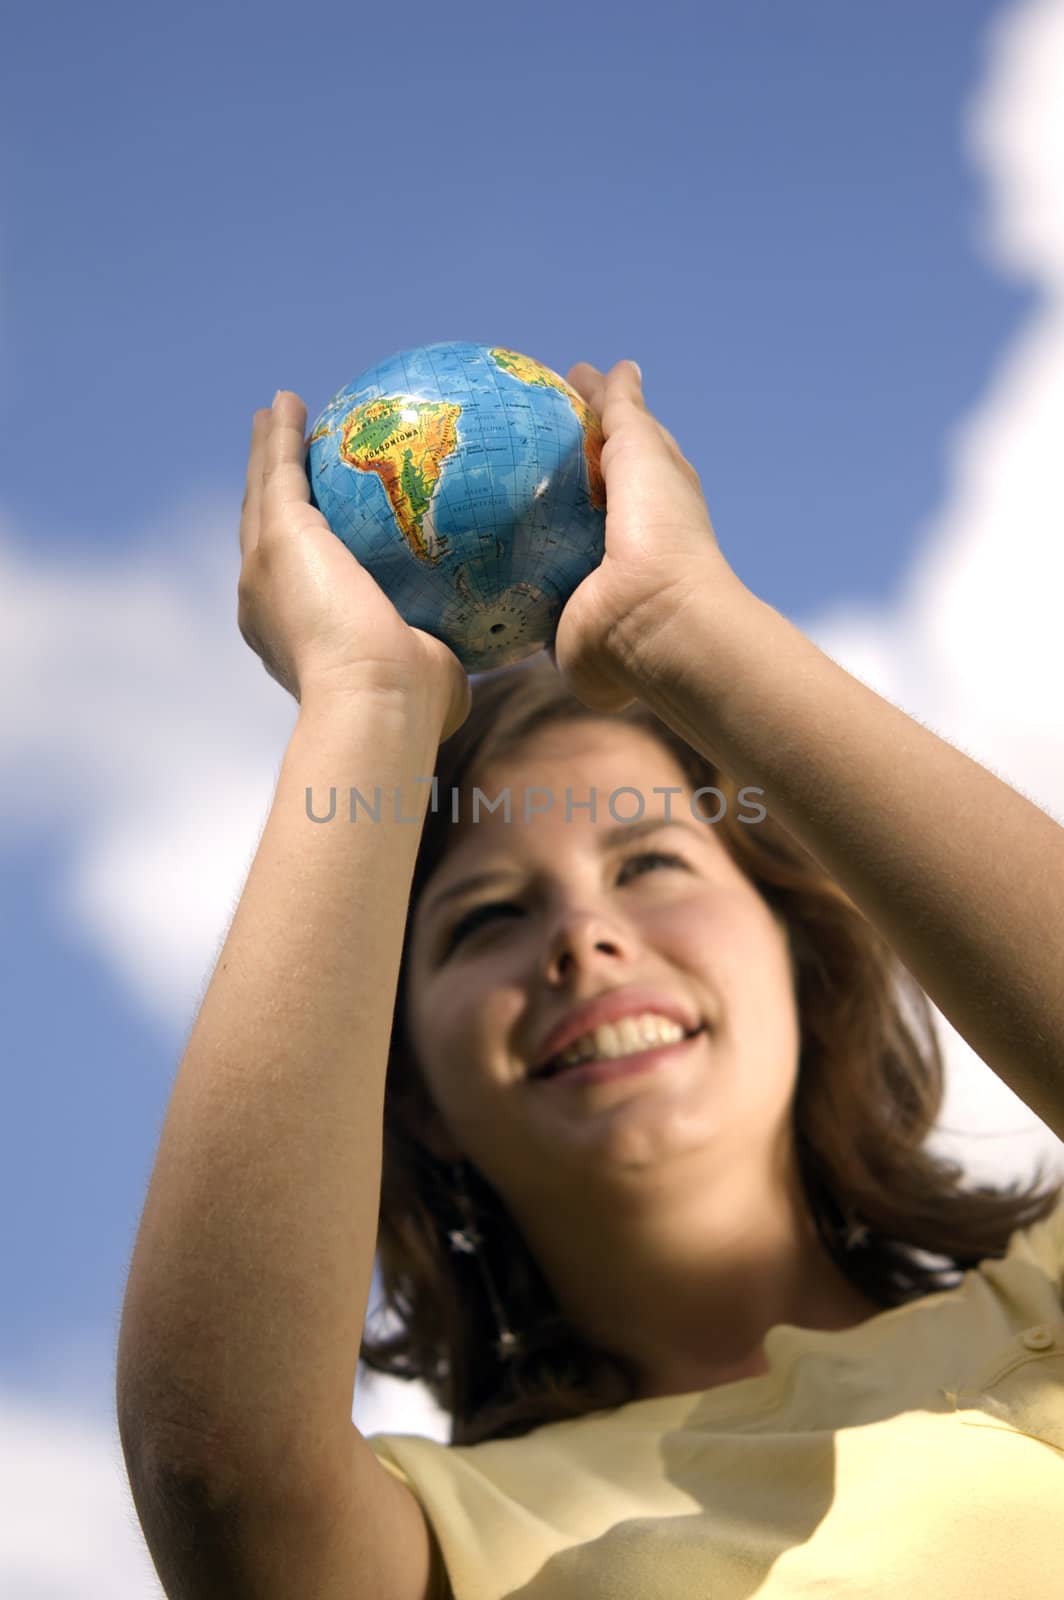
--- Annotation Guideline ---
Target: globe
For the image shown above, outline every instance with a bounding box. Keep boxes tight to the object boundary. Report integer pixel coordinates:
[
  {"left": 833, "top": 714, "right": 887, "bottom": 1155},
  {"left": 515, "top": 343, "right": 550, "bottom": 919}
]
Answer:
[{"left": 306, "top": 341, "right": 607, "bottom": 673}]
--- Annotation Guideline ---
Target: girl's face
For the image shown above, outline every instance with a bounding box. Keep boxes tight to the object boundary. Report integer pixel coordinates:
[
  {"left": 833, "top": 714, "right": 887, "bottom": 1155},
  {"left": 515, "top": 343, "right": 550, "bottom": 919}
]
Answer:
[{"left": 403, "top": 720, "right": 802, "bottom": 1228}]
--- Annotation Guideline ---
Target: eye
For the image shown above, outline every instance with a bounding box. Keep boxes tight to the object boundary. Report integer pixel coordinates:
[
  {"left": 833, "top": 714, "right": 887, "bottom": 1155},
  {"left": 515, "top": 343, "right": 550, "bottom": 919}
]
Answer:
[
  {"left": 445, "top": 898, "right": 522, "bottom": 952},
  {"left": 441, "top": 850, "right": 689, "bottom": 956},
  {"left": 618, "top": 849, "right": 688, "bottom": 882}
]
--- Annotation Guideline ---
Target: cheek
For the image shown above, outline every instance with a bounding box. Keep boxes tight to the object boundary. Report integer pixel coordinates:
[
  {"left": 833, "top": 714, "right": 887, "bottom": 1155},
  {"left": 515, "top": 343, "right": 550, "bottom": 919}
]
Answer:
[
  {"left": 737, "top": 933, "right": 801, "bottom": 1051},
  {"left": 686, "top": 902, "right": 797, "bottom": 1019},
  {"left": 415, "top": 975, "right": 524, "bottom": 1091}
]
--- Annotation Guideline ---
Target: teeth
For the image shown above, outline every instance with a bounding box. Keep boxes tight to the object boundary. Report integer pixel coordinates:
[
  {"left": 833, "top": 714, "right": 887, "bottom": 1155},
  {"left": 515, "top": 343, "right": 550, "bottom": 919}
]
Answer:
[{"left": 552, "top": 1012, "right": 688, "bottom": 1072}]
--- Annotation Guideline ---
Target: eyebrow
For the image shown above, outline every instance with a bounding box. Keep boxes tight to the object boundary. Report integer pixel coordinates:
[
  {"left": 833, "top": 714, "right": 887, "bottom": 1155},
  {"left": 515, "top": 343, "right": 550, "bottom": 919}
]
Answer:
[{"left": 420, "top": 817, "right": 710, "bottom": 923}]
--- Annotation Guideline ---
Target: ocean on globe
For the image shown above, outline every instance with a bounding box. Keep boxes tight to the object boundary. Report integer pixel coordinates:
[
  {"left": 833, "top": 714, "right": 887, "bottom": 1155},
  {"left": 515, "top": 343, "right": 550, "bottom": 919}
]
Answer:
[{"left": 306, "top": 341, "right": 607, "bottom": 673}]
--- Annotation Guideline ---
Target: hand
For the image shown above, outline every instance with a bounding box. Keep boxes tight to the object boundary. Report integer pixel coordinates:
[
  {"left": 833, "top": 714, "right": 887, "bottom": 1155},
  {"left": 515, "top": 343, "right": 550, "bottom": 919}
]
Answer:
[
  {"left": 238, "top": 392, "right": 471, "bottom": 739},
  {"left": 550, "top": 360, "right": 741, "bottom": 713}
]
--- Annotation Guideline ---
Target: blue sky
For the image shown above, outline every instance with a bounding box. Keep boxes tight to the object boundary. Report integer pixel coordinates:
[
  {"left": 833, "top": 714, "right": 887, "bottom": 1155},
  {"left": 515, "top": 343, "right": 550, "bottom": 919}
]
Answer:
[
  {"left": 2, "top": 0, "right": 1026, "bottom": 611},
  {"left": 3, "top": 0, "right": 1064, "bottom": 1590}
]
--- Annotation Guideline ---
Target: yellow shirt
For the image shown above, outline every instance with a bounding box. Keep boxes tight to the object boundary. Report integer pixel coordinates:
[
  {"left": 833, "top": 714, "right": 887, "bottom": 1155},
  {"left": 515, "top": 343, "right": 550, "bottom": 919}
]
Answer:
[{"left": 368, "top": 1197, "right": 1064, "bottom": 1598}]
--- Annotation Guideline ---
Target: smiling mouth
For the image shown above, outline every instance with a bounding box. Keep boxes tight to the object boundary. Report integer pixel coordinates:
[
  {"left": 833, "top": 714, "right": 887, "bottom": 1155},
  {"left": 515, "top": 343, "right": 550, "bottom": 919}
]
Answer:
[{"left": 533, "top": 1022, "right": 707, "bottom": 1081}]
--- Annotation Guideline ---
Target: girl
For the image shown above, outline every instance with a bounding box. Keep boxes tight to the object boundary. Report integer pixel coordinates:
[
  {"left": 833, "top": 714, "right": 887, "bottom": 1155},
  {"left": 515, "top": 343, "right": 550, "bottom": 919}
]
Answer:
[{"left": 117, "top": 362, "right": 1064, "bottom": 1600}]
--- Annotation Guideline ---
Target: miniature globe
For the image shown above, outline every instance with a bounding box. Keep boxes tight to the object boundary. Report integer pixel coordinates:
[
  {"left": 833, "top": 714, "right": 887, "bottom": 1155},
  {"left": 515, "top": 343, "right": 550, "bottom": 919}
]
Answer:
[{"left": 306, "top": 341, "right": 606, "bottom": 673}]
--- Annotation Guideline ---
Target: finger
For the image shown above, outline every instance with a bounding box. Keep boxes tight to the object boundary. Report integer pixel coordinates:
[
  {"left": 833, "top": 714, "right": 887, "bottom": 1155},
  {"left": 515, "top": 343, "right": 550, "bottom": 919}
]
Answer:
[
  {"left": 262, "top": 391, "right": 312, "bottom": 529},
  {"left": 598, "top": 359, "right": 646, "bottom": 439},
  {"left": 565, "top": 361, "right": 606, "bottom": 416},
  {"left": 240, "top": 408, "right": 273, "bottom": 558},
  {"left": 601, "top": 359, "right": 689, "bottom": 460},
  {"left": 602, "top": 358, "right": 645, "bottom": 416},
  {"left": 598, "top": 359, "right": 670, "bottom": 458}
]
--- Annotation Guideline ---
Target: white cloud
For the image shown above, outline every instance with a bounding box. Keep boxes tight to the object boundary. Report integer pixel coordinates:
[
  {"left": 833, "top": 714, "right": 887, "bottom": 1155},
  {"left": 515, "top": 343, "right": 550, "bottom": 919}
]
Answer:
[
  {"left": 0, "top": 495, "right": 298, "bottom": 1022},
  {"left": 4, "top": 0, "right": 1064, "bottom": 1586},
  {"left": 0, "top": 1390, "right": 166, "bottom": 1597},
  {"left": 966, "top": 0, "right": 1064, "bottom": 284}
]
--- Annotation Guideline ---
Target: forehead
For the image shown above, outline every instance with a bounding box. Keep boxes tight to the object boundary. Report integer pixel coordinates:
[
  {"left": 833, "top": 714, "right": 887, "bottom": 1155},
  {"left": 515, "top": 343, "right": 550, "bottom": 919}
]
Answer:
[
  {"left": 479, "top": 718, "right": 685, "bottom": 782},
  {"left": 418, "top": 720, "right": 728, "bottom": 906},
  {"left": 471, "top": 720, "right": 693, "bottom": 831}
]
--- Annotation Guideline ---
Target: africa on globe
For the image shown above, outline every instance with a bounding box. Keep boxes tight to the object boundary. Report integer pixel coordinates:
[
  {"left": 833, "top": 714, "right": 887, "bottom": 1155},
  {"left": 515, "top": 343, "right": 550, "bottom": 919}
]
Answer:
[{"left": 306, "top": 341, "right": 607, "bottom": 673}]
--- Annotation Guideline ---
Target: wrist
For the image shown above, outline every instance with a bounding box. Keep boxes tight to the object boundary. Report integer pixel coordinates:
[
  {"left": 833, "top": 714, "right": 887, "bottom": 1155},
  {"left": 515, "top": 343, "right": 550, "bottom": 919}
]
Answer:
[
  {"left": 290, "top": 682, "right": 449, "bottom": 832},
  {"left": 613, "top": 554, "right": 754, "bottom": 691},
  {"left": 297, "top": 672, "right": 450, "bottom": 743}
]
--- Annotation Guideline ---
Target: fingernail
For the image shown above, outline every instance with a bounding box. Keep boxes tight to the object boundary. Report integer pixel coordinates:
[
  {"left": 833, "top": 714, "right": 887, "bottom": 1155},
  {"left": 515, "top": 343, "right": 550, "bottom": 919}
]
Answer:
[
  {"left": 272, "top": 389, "right": 284, "bottom": 409},
  {"left": 627, "top": 361, "right": 642, "bottom": 384}
]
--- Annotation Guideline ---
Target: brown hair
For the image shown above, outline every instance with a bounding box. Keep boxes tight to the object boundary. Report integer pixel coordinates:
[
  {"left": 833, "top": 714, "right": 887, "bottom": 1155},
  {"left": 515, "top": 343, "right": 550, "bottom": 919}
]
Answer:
[{"left": 359, "top": 653, "right": 1062, "bottom": 1445}]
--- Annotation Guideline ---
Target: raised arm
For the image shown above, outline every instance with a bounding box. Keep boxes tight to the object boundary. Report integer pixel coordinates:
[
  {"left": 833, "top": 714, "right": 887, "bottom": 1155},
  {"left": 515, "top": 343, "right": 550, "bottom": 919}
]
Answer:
[
  {"left": 115, "top": 393, "right": 469, "bottom": 1588},
  {"left": 115, "top": 686, "right": 444, "bottom": 1494},
  {"left": 637, "top": 580, "right": 1064, "bottom": 1146},
  {"left": 556, "top": 359, "right": 1064, "bottom": 1146}
]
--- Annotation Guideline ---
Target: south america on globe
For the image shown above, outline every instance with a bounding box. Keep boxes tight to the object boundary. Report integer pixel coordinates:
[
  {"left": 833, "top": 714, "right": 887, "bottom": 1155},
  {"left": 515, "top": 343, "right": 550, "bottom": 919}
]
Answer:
[{"left": 306, "top": 341, "right": 607, "bottom": 673}]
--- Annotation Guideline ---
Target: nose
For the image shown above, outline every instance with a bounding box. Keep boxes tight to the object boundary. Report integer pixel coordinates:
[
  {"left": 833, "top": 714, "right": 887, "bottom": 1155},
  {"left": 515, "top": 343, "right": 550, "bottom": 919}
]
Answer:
[{"left": 541, "top": 909, "right": 637, "bottom": 985}]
